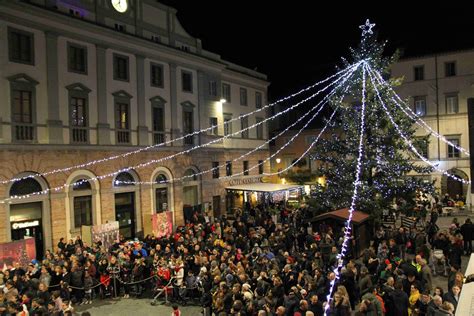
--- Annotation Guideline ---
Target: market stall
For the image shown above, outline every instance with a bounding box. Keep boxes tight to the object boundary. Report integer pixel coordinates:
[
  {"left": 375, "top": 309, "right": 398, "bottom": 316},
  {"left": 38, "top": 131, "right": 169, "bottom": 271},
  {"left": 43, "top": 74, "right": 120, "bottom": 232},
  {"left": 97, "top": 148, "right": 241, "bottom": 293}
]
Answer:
[
  {"left": 310, "top": 208, "right": 371, "bottom": 258},
  {"left": 225, "top": 183, "right": 304, "bottom": 214}
]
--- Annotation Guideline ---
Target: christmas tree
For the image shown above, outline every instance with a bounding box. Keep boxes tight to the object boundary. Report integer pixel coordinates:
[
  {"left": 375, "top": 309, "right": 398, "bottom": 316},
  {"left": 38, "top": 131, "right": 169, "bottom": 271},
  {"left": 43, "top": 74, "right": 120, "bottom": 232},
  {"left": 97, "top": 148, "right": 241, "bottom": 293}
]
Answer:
[
  {"left": 18, "top": 245, "right": 30, "bottom": 267},
  {"left": 310, "top": 21, "right": 434, "bottom": 223}
]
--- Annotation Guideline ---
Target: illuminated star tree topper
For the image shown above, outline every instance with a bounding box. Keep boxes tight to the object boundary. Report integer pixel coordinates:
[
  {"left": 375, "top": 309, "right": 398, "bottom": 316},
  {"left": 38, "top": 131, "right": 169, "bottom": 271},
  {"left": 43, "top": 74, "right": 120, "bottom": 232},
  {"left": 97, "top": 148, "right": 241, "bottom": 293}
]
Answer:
[{"left": 359, "top": 19, "right": 376, "bottom": 37}]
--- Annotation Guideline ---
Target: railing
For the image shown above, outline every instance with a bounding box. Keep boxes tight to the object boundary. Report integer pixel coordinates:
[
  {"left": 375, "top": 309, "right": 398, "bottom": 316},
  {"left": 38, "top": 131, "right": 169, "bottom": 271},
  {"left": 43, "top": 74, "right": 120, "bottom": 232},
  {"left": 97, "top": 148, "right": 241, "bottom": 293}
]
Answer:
[
  {"left": 13, "top": 123, "right": 35, "bottom": 141},
  {"left": 184, "top": 134, "right": 194, "bottom": 145},
  {"left": 71, "top": 127, "right": 88, "bottom": 143},
  {"left": 116, "top": 130, "right": 130, "bottom": 144},
  {"left": 153, "top": 132, "right": 165, "bottom": 145}
]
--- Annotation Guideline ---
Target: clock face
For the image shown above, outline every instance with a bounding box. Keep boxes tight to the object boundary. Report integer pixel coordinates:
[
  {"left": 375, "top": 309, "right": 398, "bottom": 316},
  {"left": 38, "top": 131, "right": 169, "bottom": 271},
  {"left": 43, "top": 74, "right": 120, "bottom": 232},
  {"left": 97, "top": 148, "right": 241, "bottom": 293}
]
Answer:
[{"left": 111, "top": 0, "right": 128, "bottom": 13}]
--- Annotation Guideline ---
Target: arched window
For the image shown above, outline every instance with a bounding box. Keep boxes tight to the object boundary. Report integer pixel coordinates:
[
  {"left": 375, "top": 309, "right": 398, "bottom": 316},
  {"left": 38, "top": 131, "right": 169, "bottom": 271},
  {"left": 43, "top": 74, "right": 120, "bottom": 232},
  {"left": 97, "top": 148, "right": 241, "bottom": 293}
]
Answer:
[
  {"left": 183, "top": 169, "right": 197, "bottom": 181},
  {"left": 71, "top": 178, "right": 93, "bottom": 228},
  {"left": 72, "top": 179, "right": 91, "bottom": 191},
  {"left": 154, "top": 173, "right": 168, "bottom": 212},
  {"left": 10, "top": 178, "right": 43, "bottom": 196},
  {"left": 155, "top": 173, "right": 168, "bottom": 184},
  {"left": 114, "top": 172, "right": 135, "bottom": 187}
]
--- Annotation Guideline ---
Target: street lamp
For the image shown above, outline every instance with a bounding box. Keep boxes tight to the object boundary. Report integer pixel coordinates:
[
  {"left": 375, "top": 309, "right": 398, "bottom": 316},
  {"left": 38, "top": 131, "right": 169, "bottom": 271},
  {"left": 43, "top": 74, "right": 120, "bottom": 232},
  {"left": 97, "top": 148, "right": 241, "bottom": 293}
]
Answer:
[{"left": 276, "top": 158, "right": 281, "bottom": 164}]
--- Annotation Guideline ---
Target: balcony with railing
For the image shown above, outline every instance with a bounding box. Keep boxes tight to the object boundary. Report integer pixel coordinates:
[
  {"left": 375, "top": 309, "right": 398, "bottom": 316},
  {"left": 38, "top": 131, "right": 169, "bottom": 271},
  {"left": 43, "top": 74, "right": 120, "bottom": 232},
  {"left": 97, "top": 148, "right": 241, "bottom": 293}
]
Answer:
[
  {"left": 12, "top": 123, "right": 35, "bottom": 142},
  {"left": 153, "top": 132, "right": 165, "bottom": 145},
  {"left": 184, "top": 134, "right": 194, "bottom": 146},
  {"left": 116, "top": 130, "right": 130, "bottom": 144},
  {"left": 71, "top": 127, "right": 88, "bottom": 143}
]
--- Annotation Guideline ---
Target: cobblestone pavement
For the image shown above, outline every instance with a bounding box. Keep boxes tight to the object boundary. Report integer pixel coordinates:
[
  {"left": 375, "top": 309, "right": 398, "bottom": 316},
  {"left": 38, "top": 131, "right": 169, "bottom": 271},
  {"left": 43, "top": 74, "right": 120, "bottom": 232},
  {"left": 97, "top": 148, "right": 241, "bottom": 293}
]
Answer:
[
  {"left": 75, "top": 297, "right": 202, "bottom": 315},
  {"left": 427, "top": 213, "right": 471, "bottom": 292}
]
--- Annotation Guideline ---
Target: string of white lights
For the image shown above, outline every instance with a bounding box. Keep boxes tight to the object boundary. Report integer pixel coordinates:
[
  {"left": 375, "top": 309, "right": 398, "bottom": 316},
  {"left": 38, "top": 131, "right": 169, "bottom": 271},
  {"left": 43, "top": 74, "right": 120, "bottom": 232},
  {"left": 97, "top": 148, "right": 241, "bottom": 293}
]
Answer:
[
  {"left": 366, "top": 65, "right": 470, "bottom": 184},
  {"left": 0, "top": 62, "right": 363, "bottom": 185},
  {"left": 115, "top": 66, "right": 359, "bottom": 186},
  {"left": 1, "top": 66, "right": 359, "bottom": 203},
  {"left": 118, "top": 94, "right": 328, "bottom": 185},
  {"left": 371, "top": 69, "right": 470, "bottom": 156},
  {"left": 323, "top": 64, "right": 368, "bottom": 316},
  {"left": 117, "top": 99, "right": 328, "bottom": 185},
  {"left": 217, "top": 69, "right": 356, "bottom": 180}
]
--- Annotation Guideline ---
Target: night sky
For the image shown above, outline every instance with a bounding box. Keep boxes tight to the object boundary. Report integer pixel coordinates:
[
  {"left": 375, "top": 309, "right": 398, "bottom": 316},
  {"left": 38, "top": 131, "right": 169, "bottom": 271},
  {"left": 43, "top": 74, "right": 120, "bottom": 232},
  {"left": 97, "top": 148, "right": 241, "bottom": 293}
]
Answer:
[{"left": 159, "top": 2, "right": 474, "bottom": 101}]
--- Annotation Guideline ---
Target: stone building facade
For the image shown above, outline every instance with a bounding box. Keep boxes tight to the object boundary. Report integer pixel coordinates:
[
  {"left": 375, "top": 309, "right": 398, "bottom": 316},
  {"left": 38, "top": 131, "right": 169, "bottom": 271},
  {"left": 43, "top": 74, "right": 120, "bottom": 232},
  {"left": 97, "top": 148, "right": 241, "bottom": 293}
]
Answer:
[{"left": 0, "top": 0, "right": 270, "bottom": 254}]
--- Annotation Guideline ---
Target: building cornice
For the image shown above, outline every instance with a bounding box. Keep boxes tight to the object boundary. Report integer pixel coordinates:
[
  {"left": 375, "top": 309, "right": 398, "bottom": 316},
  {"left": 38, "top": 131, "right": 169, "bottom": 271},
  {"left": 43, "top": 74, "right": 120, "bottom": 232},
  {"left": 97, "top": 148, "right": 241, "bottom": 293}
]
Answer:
[
  {"left": 0, "top": 1, "right": 269, "bottom": 83},
  {"left": 0, "top": 144, "right": 270, "bottom": 153}
]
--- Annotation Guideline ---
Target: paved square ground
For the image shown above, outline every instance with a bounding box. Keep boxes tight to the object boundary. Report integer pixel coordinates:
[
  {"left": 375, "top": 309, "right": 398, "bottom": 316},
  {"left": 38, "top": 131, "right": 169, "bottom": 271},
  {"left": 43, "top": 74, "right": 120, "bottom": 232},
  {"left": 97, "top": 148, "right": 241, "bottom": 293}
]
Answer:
[{"left": 75, "top": 298, "right": 202, "bottom": 315}]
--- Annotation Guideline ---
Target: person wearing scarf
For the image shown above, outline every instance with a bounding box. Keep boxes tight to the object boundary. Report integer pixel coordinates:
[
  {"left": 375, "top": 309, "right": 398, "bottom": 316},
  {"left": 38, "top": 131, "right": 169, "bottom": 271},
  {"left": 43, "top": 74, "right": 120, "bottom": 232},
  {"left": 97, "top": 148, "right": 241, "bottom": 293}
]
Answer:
[{"left": 408, "top": 284, "right": 420, "bottom": 316}]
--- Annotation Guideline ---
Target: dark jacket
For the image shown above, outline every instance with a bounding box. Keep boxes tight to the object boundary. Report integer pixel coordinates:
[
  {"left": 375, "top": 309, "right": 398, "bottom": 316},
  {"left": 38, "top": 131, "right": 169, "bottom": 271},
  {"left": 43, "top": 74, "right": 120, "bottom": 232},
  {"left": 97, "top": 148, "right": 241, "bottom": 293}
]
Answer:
[
  {"left": 70, "top": 269, "right": 84, "bottom": 287},
  {"left": 309, "top": 301, "right": 324, "bottom": 316},
  {"left": 442, "top": 291, "right": 459, "bottom": 311},
  {"left": 329, "top": 302, "right": 351, "bottom": 316},
  {"left": 427, "top": 301, "right": 440, "bottom": 316},
  {"left": 460, "top": 222, "right": 473, "bottom": 241},
  {"left": 389, "top": 289, "right": 409, "bottom": 316}
]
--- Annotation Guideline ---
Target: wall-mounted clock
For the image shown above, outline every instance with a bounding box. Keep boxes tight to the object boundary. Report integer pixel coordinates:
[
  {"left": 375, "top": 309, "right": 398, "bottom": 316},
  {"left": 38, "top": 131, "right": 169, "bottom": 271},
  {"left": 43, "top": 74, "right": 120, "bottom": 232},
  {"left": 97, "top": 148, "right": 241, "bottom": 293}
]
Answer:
[{"left": 111, "top": 0, "right": 128, "bottom": 13}]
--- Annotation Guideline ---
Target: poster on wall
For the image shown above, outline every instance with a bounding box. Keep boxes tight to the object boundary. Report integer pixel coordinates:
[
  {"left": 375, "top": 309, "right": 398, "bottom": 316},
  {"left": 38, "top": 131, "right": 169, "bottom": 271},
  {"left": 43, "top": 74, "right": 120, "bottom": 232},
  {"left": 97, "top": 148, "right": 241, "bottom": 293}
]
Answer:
[
  {"left": 0, "top": 238, "right": 36, "bottom": 269},
  {"left": 152, "top": 212, "right": 173, "bottom": 238},
  {"left": 91, "top": 221, "right": 120, "bottom": 250}
]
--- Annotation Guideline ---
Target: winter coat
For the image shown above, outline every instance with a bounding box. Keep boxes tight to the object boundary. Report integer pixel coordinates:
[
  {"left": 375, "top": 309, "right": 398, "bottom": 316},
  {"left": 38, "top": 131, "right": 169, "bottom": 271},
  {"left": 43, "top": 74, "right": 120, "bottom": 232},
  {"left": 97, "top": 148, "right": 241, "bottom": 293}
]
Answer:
[
  {"left": 50, "top": 272, "right": 62, "bottom": 288},
  {"left": 389, "top": 289, "right": 409, "bottom": 316},
  {"left": 70, "top": 269, "right": 84, "bottom": 287},
  {"left": 420, "top": 265, "right": 433, "bottom": 293},
  {"left": 361, "top": 293, "right": 383, "bottom": 316},
  {"left": 358, "top": 275, "right": 373, "bottom": 296},
  {"left": 460, "top": 222, "right": 473, "bottom": 241},
  {"left": 442, "top": 291, "right": 459, "bottom": 311}
]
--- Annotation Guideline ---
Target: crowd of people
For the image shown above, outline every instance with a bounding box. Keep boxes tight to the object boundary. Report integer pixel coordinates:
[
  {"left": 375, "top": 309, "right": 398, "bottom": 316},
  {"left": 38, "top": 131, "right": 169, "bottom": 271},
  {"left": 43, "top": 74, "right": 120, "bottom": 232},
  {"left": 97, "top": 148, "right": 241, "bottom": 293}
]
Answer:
[{"left": 0, "top": 200, "right": 471, "bottom": 316}]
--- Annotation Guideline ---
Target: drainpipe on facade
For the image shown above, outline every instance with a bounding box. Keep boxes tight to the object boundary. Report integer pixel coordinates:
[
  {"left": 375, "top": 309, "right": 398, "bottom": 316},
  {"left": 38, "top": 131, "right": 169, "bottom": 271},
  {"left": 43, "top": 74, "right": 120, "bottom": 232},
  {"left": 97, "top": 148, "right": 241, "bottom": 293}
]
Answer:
[{"left": 435, "top": 54, "right": 441, "bottom": 160}]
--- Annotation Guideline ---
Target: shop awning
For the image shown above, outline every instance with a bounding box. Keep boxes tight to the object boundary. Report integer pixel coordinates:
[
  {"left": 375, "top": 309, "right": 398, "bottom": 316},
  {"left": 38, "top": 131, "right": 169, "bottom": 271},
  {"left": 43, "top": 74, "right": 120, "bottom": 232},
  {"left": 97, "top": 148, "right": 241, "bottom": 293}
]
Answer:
[
  {"left": 225, "top": 183, "right": 303, "bottom": 193},
  {"left": 311, "top": 208, "right": 370, "bottom": 224}
]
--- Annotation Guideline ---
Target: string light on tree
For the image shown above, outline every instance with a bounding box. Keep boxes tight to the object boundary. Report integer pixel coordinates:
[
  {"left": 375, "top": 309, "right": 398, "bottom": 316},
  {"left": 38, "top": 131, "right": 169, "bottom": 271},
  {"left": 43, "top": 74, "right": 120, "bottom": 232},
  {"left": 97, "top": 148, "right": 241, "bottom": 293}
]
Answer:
[
  {"left": 314, "top": 20, "right": 437, "bottom": 314},
  {"left": 323, "top": 65, "right": 368, "bottom": 316},
  {"left": 366, "top": 65, "right": 470, "bottom": 184},
  {"left": 370, "top": 69, "right": 470, "bottom": 156}
]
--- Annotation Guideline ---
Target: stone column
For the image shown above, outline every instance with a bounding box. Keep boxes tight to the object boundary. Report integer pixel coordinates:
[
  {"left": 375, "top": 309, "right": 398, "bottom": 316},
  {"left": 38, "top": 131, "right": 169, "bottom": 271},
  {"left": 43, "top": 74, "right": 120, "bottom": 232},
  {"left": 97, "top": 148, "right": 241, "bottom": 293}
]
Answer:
[
  {"left": 169, "top": 63, "right": 180, "bottom": 142},
  {"left": 136, "top": 54, "right": 148, "bottom": 146},
  {"left": 45, "top": 31, "right": 63, "bottom": 144},
  {"left": 468, "top": 98, "right": 474, "bottom": 194},
  {"left": 99, "top": 170, "right": 115, "bottom": 223},
  {"left": 96, "top": 44, "right": 111, "bottom": 145},
  {"left": 173, "top": 182, "right": 184, "bottom": 226},
  {"left": 0, "top": 203, "right": 7, "bottom": 242},
  {"left": 50, "top": 193, "right": 66, "bottom": 251}
]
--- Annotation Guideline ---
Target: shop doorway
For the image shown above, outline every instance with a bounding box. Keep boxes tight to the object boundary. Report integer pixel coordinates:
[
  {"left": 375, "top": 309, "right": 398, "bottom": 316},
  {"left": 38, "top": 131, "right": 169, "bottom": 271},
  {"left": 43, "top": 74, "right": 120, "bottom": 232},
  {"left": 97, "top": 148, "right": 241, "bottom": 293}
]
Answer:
[
  {"left": 115, "top": 192, "right": 136, "bottom": 239},
  {"left": 213, "top": 195, "right": 221, "bottom": 218},
  {"left": 10, "top": 202, "right": 44, "bottom": 259}
]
